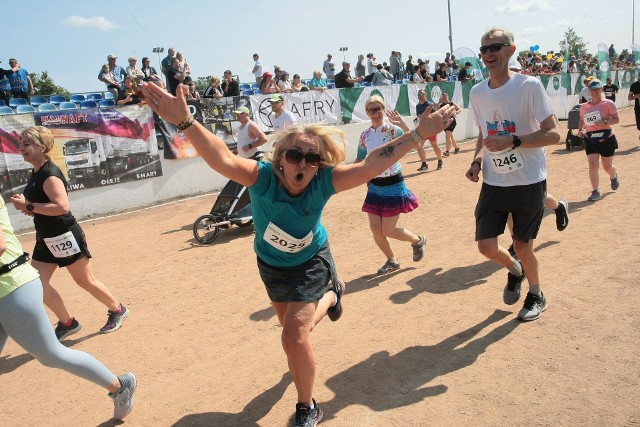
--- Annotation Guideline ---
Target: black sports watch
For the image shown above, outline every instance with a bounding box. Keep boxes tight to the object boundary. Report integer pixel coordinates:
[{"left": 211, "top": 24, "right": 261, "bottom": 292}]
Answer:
[
  {"left": 26, "top": 203, "right": 34, "bottom": 212},
  {"left": 512, "top": 135, "right": 522, "bottom": 149}
]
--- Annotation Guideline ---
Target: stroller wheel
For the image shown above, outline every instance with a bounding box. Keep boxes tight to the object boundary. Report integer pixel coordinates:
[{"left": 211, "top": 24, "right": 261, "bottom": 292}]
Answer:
[{"left": 193, "top": 214, "right": 221, "bottom": 244}]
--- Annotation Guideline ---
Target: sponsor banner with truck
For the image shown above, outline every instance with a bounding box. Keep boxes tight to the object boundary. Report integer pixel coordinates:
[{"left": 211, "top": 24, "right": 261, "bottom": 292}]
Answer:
[
  {"left": 33, "top": 105, "right": 162, "bottom": 192},
  {"left": 0, "top": 113, "right": 37, "bottom": 198}
]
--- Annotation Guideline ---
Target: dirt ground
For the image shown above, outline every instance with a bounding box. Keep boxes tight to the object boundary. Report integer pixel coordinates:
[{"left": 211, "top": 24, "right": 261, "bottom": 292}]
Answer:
[{"left": 2, "top": 109, "right": 640, "bottom": 427}]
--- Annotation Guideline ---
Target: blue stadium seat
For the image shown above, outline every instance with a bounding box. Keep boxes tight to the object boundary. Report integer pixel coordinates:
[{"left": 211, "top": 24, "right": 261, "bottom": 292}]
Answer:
[
  {"left": 16, "top": 105, "right": 37, "bottom": 114},
  {"left": 87, "top": 93, "right": 103, "bottom": 101},
  {"left": 360, "top": 82, "right": 371, "bottom": 87},
  {"left": 49, "top": 95, "right": 66, "bottom": 105},
  {"left": 9, "top": 98, "right": 27, "bottom": 107},
  {"left": 99, "top": 99, "right": 116, "bottom": 107},
  {"left": 0, "top": 100, "right": 4, "bottom": 106},
  {"left": 30, "top": 96, "right": 48, "bottom": 107},
  {"left": 327, "top": 79, "right": 335, "bottom": 84},
  {"left": 353, "top": 82, "right": 361, "bottom": 87},
  {"left": 253, "top": 89, "right": 263, "bottom": 95},
  {"left": 251, "top": 83, "right": 260, "bottom": 90},
  {"left": 69, "top": 94, "right": 86, "bottom": 103},
  {"left": 80, "top": 100, "right": 98, "bottom": 109},
  {"left": 38, "top": 103, "right": 58, "bottom": 112},
  {"left": 0, "top": 106, "right": 15, "bottom": 115},
  {"left": 59, "top": 101, "right": 78, "bottom": 110},
  {"left": 242, "top": 89, "right": 254, "bottom": 96},
  {"left": 327, "top": 83, "right": 336, "bottom": 89},
  {"left": 103, "top": 92, "right": 115, "bottom": 100},
  {"left": 239, "top": 83, "right": 251, "bottom": 90}
]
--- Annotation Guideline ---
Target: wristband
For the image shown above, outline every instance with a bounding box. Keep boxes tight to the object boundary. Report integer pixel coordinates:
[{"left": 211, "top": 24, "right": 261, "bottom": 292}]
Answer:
[
  {"left": 410, "top": 129, "right": 423, "bottom": 144},
  {"left": 471, "top": 160, "right": 481, "bottom": 170},
  {"left": 177, "top": 116, "right": 195, "bottom": 131},
  {"left": 512, "top": 135, "right": 522, "bottom": 149}
]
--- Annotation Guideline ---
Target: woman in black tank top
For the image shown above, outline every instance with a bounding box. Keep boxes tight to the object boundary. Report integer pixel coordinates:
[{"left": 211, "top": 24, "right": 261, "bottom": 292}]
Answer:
[
  {"left": 10, "top": 126, "right": 129, "bottom": 341},
  {"left": 438, "top": 92, "right": 461, "bottom": 156}
]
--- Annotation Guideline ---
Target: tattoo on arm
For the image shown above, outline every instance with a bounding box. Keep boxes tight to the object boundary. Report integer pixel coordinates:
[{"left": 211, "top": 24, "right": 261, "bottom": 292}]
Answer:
[{"left": 379, "top": 145, "right": 396, "bottom": 158}]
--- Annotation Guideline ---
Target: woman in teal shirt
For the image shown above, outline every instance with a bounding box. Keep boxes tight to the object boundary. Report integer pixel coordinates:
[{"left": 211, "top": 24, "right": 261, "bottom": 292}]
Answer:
[{"left": 141, "top": 81, "right": 454, "bottom": 426}]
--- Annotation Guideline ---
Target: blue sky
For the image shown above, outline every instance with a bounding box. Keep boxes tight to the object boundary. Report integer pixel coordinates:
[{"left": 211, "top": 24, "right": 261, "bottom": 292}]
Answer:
[{"left": 8, "top": 0, "right": 637, "bottom": 93}]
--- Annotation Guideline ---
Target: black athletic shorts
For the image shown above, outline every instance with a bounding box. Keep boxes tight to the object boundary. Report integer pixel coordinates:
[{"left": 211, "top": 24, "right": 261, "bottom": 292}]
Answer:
[
  {"left": 32, "top": 223, "right": 92, "bottom": 267},
  {"left": 475, "top": 180, "right": 547, "bottom": 243},
  {"left": 584, "top": 133, "right": 618, "bottom": 157},
  {"left": 257, "top": 243, "right": 337, "bottom": 303}
]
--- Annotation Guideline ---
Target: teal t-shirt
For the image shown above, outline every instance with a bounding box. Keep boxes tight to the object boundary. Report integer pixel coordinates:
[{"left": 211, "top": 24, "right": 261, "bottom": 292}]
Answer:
[{"left": 249, "top": 161, "right": 336, "bottom": 267}]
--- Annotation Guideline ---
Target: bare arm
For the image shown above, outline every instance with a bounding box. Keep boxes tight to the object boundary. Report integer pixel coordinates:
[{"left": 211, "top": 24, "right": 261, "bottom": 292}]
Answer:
[
  {"left": 141, "top": 82, "right": 258, "bottom": 187},
  {"left": 482, "top": 114, "right": 560, "bottom": 152},
  {"left": 248, "top": 122, "right": 268, "bottom": 148},
  {"left": 10, "top": 176, "right": 70, "bottom": 216},
  {"left": 465, "top": 128, "right": 485, "bottom": 182},
  {"left": 332, "top": 104, "right": 454, "bottom": 192}
]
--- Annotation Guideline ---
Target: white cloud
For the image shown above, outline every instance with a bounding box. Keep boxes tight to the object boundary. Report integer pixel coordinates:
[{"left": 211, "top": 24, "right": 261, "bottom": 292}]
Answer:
[
  {"left": 63, "top": 16, "right": 119, "bottom": 31},
  {"left": 496, "top": 0, "right": 553, "bottom": 15},
  {"left": 520, "top": 26, "right": 546, "bottom": 36}
]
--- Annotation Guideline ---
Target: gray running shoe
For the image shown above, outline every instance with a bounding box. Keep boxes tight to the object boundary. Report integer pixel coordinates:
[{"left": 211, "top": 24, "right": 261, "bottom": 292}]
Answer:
[
  {"left": 54, "top": 318, "right": 82, "bottom": 342},
  {"left": 518, "top": 292, "right": 548, "bottom": 321},
  {"left": 294, "top": 400, "right": 323, "bottom": 427},
  {"left": 611, "top": 176, "right": 620, "bottom": 191},
  {"left": 110, "top": 372, "right": 137, "bottom": 420},
  {"left": 100, "top": 304, "right": 129, "bottom": 334},
  {"left": 412, "top": 235, "right": 427, "bottom": 262},
  {"left": 437, "top": 160, "right": 444, "bottom": 170},
  {"left": 555, "top": 199, "right": 569, "bottom": 231},
  {"left": 587, "top": 190, "right": 601, "bottom": 201},
  {"left": 454, "top": 147, "right": 460, "bottom": 154},
  {"left": 327, "top": 280, "right": 344, "bottom": 322},
  {"left": 504, "top": 270, "right": 525, "bottom": 305},
  {"left": 443, "top": 151, "right": 450, "bottom": 157},
  {"left": 417, "top": 164, "right": 429, "bottom": 172},
  {"left": 377, "top": 259, "right": 400, "bottom": 274}
]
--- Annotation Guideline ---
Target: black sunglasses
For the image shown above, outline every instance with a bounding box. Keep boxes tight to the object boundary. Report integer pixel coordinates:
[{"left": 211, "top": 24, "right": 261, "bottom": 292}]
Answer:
[
  {"left": 479, "top": 42, "right": 510, "bottom": 54},
  {"left": 284, "top": 149, "right": 323, "bottom": 167},
  {"left": 366, "top": 106, "right": 384, "bottom": 114}
]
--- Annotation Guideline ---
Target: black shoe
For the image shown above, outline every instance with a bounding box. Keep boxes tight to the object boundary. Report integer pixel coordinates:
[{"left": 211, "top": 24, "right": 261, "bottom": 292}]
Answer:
[
  {"left": 327, "top": 280, "right": 344, "bottom": 322},
  {"left": 454, "top": 147, "right": 460, "bottom": 154},
  {"left": 503, "top": 270, "right": 525, "bottom": 305},
  {"left": 294, "top": 399, "right": 323, "bottom": 427},
  {"left": 555, "top": 199, "right": 569, "bottom": 231},
  {"left": 55, "top": 318, "right": 82, "bottom": 342},
  {"left": 518, "top": 292, "right": 548, "bottom": 321},
  {"left": 442, "top": 151, "right": 450, "bottom": 157},
  {"left": 437, "top": 160, "right": 444, "bottom": 170},
  {"left": 417, "top": 163, "right": 428, "bottom": 172}
]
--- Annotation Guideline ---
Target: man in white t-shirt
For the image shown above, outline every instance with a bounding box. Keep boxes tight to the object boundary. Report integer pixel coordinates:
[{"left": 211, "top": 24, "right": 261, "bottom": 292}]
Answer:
[
  {"left": 269, "top": 94, "right": 297, "bottom": 131},
  {"left": 252, "top": 53, "right": 264, "bottom": 85},
  {"left": 323, "top": 54, "right": 335, "bottom": 80},
  {"left": 466, "top": 27, "right": 561, "bottom": 322},
  {"left": 233, "top": 106, "right": 268, "bottom": 159}
]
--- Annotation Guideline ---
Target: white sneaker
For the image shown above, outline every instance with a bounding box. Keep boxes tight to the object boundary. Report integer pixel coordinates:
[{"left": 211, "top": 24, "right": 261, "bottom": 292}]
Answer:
[{"left": 110, "top": 372, "right": 137, "bottom": 420}]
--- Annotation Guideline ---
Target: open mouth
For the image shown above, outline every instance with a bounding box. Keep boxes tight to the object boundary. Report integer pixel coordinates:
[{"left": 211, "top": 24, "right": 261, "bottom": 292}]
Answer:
[{"left": 295, "top": 172, "right": 304, "bottom": 182}]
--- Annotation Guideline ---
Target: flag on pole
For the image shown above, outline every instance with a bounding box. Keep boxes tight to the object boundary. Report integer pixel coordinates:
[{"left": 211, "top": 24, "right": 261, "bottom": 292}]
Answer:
[
  {"left": 597, "top": 43, "right": 610, "bottom": 81},
  {"left": 631, "top": 43, "right": 640, "bottom": 65},
  {"left": 562, "top": 36, "right": 569, "bottom": 73}
]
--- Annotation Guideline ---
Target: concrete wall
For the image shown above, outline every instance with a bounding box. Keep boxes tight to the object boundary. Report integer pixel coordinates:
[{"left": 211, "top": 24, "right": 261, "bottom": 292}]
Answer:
[{"left": 10, "top": 88, "right": 635, "bottom": 232}]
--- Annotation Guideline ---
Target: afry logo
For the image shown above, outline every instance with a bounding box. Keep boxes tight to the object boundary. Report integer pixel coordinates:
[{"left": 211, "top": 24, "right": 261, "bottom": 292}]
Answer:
[{"left": 258, "top": 98, "right": 275, "bottom": 128}]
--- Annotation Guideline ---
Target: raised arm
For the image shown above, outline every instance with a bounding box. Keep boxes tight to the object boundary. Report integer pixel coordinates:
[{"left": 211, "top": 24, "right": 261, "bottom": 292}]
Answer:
[
  {"left": 332, "top": 104, "right": 454, "bottom": 192},
  {"left": 141, "top": 82, "right": 258, "bottom": 186}
]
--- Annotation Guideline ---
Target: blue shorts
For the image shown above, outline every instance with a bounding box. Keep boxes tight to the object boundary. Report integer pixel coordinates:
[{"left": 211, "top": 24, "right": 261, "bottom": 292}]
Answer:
[{"left": 257, "top": 243, "right": 338, "bottom": 303}]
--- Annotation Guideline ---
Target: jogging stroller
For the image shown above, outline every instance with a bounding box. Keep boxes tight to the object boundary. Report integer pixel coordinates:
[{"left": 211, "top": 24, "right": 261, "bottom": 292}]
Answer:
[
  {"left": 565, "top": 104, "right": 585, "bottom": 151},
  {"left": 192, "top": 153, "right": 261, "bottom": 244}
]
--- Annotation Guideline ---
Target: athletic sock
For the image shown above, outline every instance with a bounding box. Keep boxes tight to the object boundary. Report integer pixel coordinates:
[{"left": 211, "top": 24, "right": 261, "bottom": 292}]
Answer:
[
  {"left": 331, "top": 291, "right": 338, "bottom": 307},
  {"left": 508, "top": 260, "right": 523, "bottom": 276},
  {"left": 529, "top": 284, "right": 541, "bottom": 295}
]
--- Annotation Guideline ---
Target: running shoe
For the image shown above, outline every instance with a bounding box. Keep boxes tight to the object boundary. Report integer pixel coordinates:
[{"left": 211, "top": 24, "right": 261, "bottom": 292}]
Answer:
[
  {"left": 294, "top": 400, "right": 323, "bottom": 427},
  {"left": 417, "top": 164, "right": 429, "bottom": 172},
  {"left": 437, "top": 160, "right": 444, "bottom": 170},
  {"left": 100, "top": 304, "right": 130, "bottom": 334},
  {"left": 504, "top": 270, "right": 525, "bottom": 305},
  {"left": 587, "top": 190, "right": 601, "bottom": 201},
  {"left": 327, "top": 279, "right": 344, "bottom": 322},
  {"left": 454, "top": 147, "right": 460, "bottom": 154},
  {"left": 412, "top": 235, "right": 427, "bottom": 262},
  {"left": 611, "top": 175, "right": 620, "bottom": 191},
  {"left": 555, "top": 199, "right": 569, "bottom": 231},
  {"left": 54, "top": 318, "right": 82, "bottom": 342},
  {"left": 377, "top": 259, "right": 400, "bottom": 274},
  {"left": 109, "top": 372, "right": 137, "bottom": 420},
  {"left": 442, "top": 151, "right": 450, "bottom": 157},
  {"left": 517, "top": 292, "right": 548, "bottom": 321}
]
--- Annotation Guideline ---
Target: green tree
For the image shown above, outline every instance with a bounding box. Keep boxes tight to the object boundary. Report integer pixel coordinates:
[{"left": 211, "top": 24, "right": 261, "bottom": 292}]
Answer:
[
  {"left": 559, "top": 27, "right": 588, "bottom": 57},
  {"left": 29, "top": 71, "right": 70, "bottom": 96}
]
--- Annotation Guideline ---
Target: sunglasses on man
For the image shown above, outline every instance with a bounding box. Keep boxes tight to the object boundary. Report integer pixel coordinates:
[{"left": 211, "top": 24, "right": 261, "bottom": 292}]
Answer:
[
  {"left": 479, "top": 43, "right": 511, "bottom": 54},
  {"left": 284, "top": 149, "right": 323, "bottom": 168}
]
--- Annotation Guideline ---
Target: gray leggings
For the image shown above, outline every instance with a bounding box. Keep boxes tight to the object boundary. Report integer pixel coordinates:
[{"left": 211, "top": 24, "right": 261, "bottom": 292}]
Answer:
[{"left": 0, "top": 279, "right": 116, "bottom": 388}]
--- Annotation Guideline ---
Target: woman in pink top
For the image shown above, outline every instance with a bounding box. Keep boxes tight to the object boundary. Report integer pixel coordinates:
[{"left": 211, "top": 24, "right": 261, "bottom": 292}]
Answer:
[{"left": 579, "top": 79, "right": 620, "bottom": 202}]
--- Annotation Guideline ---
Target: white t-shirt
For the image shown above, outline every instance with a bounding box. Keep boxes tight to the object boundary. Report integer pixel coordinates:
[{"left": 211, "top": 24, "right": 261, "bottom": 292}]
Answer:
[
  {"left": 579, "top": 87, "right": 591, "bottom": 102},
  {"left": 272, "top": 110, "right": 297, "bottom": 131},
  {"left": 470, "top": 72, "right": 554, "bottom": 187},
  {"left": 236, "top": 121, "right": 258, "bottom": 159},
  {"left": 366, "top": 58, "right": 376, "bottom": 75},
  {"left": 254, "top": 60, "right": 264, "bottom": 78}
]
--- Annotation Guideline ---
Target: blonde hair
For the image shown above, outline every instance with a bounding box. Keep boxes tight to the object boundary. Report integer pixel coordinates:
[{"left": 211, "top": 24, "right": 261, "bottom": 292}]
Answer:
[
  {"left": 21, "top": 126, "right": 54, "bottom": 158},
  {"left": 365, "top": 94, "right": 386, "bottom": 110},
  {"left": 209, "top": 75, "right": 221, "bottom": 85},
  {"left": 267, "top": 124, "right": 346, "bottom": 182}
]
